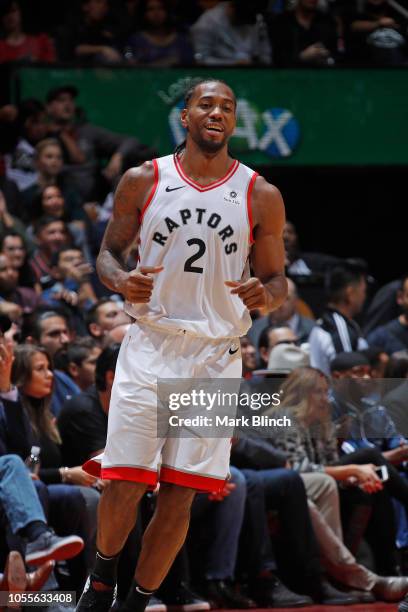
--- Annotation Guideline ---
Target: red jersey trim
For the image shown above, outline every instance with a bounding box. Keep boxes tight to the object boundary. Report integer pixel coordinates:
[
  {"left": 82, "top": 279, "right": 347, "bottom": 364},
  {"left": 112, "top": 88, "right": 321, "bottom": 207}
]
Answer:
[
  {"left": 173, "top": 154, "right": 239, "bottom": 192},
  {"left": 247, "top": 172, "right": 258, "bottom": 245},
  {"left": 140, "top": 158, "right": 159, "bottom": 222},
  {"left": 160, "top": 466, "right": 226, "bottom": 493}
]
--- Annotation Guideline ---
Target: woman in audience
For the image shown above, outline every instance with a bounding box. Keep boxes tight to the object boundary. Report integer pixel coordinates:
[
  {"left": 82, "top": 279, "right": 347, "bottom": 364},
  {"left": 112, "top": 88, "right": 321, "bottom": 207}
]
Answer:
[
  {"left": 27, "top": 185, "right": 90, "bottom": 261},
  {"left": 9, "top": 344, "right": 100, "bottom": 592},
  {"left": 125, "top": 0, "right": 194, "bottom": 66},
  {"left": 0, "top": 1, "right": 55, "bottom": 64}
]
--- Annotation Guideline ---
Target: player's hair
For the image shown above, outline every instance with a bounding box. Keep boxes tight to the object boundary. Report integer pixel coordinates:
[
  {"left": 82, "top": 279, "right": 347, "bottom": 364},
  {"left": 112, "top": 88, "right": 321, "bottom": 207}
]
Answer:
[
  {"left": 95, "top": 344, "right": 121, "bottom": 391},
  {"left": 174, "top": 78, "right": 236, "bottom": 157}
]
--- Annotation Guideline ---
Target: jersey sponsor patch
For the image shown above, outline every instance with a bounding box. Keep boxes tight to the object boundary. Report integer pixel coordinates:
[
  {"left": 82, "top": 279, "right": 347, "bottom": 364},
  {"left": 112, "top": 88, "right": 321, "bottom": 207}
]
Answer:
[{"left": 223, "top": 189, "right": 241, "bottom": 205}]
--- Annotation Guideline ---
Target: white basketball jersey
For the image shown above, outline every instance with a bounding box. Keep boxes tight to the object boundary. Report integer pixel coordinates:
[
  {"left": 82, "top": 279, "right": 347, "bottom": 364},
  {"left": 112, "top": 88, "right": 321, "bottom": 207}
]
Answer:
[{"left": 124, "top": 153, "right": 258, "bottom": 339}]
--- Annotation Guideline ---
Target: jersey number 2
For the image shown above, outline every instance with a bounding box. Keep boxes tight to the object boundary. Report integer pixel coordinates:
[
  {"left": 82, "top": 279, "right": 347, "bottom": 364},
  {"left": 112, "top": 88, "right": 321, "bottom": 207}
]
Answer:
[{"left": 184, "top": 238, "right": 206, "bottom": 274}]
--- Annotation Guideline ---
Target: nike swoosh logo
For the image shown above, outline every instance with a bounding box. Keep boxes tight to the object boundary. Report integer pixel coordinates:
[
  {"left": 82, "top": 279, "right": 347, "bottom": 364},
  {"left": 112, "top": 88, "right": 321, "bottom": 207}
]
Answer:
[
  {"left": 229, "top": 347, "right": 239, "bottom": 355},
  {"left": 166, "top": 186, "right": 186, "bottom": 192}
]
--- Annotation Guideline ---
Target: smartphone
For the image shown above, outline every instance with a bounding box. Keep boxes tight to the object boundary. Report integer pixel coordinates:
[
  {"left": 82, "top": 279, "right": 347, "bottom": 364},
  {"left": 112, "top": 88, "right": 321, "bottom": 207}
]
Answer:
[{"left": 375, "top": 465, "right": 389, "bottom": 482}]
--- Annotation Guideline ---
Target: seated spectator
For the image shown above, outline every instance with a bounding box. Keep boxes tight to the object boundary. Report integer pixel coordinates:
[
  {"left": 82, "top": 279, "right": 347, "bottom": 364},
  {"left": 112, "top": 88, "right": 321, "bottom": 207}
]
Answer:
[
  {"left": 367, "top": 275, "right": 408, "bottom": 354},
  {"left": 0, "top": 253, "right": 43, "bottom": 322},
  {"left": 240, "top": 336, "right": 256, "bottom": 379},
  {"left": 4, "top": 99, "right": 48, "bottom": 192},
  {"left": 330, "top": 351, "right": 408, "bottom": 463},
  {"left": 54, "top": 338, "right": 101, "bottom": 393},
  {"left": 270, "top": 0, "right": 339, "bottom": 67},
  {"left": 42, "top": 246, "right": 96, "bottom": 320},
  {"left": 21, "top": 139, "right": 85, "bottom": 224},
  {"left": 271, "top": 366, "right": 408, "bottom": 594},
  {"left": 85, "top": 297, "right": 131, "bottom": 346},
  {"left": 30, "top": 216, "right": 71, "bottom": 289},
  {"left": 258, "top": 325, "right": 299, "bottom": 368},
  {"left": 330, "top": 351, "right": 408, "bottom": 562},
  {"left": 20, "top": 308, "right": 79, "bottom": 415},
  {"left": 348, "top": 0, "right": 407, "bottom": 65},
  {"left": 8, "top": 344, "right": 99, "bottom": 592},
  {"left": 125, "top": 0, "right": 194, "bottom": 66},
  {"left": 61, "top": 0, "right": 122, "bottom": 65},
  {"left": 27, "top": 186, "right": 91, "bottom": 261},
  {"left": 0, "top": 1, "right": 56, "bottom": 64},
  {"left": 191, "top": 0, "right": 271, "bottom": 65},
  {"left": 231, "top": 435, "right": 379, "bottom": 603},
  {"left": 248, "top": 278, "right": 315, "bottom": 356},
  {"left": 309, "top": 260, "right": 368, "bottom": 375},
  {"left": 46, "top": 85, "right": 153, "bottom": 200},
  {"left": 0, "top": 231, "right": 40, "bottom": 291}
]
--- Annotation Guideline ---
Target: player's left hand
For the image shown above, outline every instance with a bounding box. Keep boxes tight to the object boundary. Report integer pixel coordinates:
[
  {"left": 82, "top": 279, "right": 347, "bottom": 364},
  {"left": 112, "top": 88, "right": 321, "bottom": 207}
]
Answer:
[{"left": 225, "top": 278, "right": 268, "bottom": 311}]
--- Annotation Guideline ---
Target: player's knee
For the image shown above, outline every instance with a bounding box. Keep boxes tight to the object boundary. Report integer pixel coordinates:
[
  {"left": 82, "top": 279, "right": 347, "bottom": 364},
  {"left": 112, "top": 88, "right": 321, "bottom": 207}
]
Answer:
[
  {"left": 104, "top": 479, "right": 148, "bottom": 505},
  {"left": 157, "top": 482, "right": 196, "bottom": 513}
]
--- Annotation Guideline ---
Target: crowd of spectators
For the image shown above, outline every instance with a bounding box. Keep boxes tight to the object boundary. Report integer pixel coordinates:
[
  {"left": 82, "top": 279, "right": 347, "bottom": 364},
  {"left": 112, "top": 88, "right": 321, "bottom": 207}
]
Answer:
[
  {"left": 0, "top": 1, "right": 408, "bottom": 608},
  {"left": 0, "top": 0, "right": 407, "bottom": 68}
]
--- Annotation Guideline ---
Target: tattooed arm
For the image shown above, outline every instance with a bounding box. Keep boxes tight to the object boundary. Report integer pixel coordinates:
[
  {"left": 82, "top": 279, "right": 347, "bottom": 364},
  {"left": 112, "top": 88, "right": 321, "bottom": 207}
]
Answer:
[{"left": 96, "top": 162, "right": 163, "bottom": 303}]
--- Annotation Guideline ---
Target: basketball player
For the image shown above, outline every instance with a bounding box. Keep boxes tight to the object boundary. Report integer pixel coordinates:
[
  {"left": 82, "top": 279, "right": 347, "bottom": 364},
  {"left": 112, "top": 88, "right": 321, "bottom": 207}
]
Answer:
[{"left": 77, "top": 79, "right": 288, "bottom": 612}]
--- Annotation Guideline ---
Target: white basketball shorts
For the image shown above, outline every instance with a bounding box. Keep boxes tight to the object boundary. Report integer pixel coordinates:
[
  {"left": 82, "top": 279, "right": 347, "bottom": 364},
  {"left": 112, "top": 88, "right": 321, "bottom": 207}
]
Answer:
[{"left": 83, "top": 321, "right": 242, "bottom": 492}]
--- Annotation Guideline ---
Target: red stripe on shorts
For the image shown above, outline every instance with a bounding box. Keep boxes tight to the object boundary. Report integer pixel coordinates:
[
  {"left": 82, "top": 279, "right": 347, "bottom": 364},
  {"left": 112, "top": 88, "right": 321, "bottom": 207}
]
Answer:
[
  {"left": 101, "top": 466, "right": 158, "bottom": 485},
  {"left": 160, "top": 466, "right": 226, "bottom": 493}
]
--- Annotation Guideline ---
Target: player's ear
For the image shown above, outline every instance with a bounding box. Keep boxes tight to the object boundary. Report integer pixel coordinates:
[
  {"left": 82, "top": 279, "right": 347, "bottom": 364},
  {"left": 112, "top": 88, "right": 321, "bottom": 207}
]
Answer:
[{"left": 180, "top": 108, "right": 188, "bottom": 129}]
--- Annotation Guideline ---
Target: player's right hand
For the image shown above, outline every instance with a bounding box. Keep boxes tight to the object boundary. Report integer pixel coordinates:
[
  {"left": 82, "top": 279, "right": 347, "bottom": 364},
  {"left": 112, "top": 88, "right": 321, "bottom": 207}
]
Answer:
[{"left": 118, "top": 266, "right": 164, "bottom": 303}]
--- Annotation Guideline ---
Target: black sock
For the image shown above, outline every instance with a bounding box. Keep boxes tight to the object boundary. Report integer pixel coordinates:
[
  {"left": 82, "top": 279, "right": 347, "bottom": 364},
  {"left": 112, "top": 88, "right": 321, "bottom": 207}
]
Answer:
[
  {"left": 92, "top": 550, "right": 120, "bottom": 588},
  {"left": 19, "top": 520, "right": 48, "bottom": 541},
  {"left": 121, "top": 580, "right": 153, "bottom": 612}
]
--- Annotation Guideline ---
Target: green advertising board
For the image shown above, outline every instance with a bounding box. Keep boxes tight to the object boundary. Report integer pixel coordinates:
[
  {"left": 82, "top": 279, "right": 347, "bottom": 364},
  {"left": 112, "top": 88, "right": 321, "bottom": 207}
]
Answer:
[{"left": 15, "top": 67, "right": 408, "bottom": 166}]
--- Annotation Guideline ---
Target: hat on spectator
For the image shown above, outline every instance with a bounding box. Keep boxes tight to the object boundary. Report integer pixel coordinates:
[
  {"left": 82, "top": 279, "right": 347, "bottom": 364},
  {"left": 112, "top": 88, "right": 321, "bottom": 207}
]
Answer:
[
  {"left": 252, "top": 343, "right": 310, "bottom": 377},
  {"left": 267, "top": 343, "right": 310, "bottom": 374},
  {"left": 46, "top": 85, "right": 79, "bottom": 103}
]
